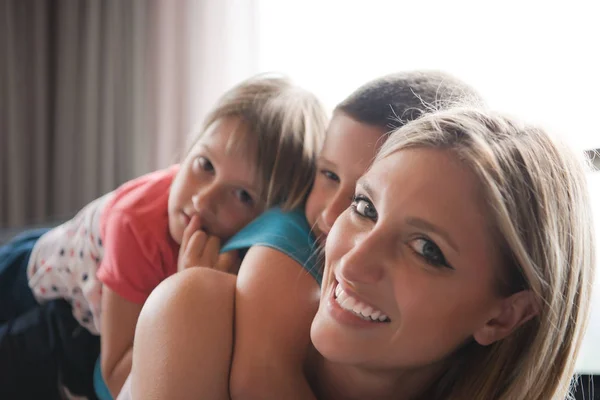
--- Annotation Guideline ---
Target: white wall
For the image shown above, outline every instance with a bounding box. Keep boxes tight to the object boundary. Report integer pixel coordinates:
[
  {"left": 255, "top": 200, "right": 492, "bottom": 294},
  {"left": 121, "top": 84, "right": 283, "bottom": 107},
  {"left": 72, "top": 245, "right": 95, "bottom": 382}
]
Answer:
[{"left": 257, "top": 0, "right": 600, "bottom": 151}]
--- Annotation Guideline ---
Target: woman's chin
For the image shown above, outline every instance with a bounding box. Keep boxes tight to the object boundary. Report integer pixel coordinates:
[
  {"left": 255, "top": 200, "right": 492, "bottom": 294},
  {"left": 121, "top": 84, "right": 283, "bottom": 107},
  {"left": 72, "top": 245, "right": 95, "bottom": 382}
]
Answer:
[{"left": 311, "top": 317, "right": 361, "bottom": 364}]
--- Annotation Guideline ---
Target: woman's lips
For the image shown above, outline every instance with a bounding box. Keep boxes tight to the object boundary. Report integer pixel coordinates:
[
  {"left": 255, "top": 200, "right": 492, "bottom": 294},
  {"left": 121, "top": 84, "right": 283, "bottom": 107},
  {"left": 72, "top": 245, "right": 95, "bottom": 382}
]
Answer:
[{"left": 326, "top": 280, "right": 391, "bottom": 327}]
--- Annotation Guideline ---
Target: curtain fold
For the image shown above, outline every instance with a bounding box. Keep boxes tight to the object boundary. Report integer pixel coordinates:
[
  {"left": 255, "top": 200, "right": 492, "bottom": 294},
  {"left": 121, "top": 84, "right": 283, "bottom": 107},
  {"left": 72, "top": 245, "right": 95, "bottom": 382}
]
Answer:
[{"left": 1, "top": 0, "right": 258, "bottom": 229}]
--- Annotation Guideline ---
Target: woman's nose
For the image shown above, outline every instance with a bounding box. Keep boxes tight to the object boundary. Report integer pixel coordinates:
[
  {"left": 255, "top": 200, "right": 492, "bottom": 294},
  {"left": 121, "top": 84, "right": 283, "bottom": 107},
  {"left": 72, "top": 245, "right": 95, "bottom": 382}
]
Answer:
[{"left": 337, "top": 229, "right": 388, "bottom": 285}]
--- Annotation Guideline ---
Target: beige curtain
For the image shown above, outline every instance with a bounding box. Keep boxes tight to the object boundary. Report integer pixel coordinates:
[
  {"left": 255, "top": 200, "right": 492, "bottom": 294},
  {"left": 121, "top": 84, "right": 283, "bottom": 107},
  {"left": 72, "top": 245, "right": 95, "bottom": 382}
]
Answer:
[{"left": 0, "top": 0, "right": 258, "bottom": 229}]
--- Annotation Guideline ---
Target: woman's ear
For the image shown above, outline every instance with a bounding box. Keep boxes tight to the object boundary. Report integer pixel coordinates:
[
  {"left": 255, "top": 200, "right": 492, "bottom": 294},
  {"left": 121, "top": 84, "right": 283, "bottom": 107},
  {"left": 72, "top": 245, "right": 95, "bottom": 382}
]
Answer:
[{"left": 473, "top": 290, "right": 539, "bottom": 346}]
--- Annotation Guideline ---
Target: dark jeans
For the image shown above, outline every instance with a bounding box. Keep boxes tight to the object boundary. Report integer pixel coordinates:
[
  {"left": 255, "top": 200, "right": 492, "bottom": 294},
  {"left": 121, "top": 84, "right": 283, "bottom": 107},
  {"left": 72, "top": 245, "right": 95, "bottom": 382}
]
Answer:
[{"left": 0, "top": 229, "right": 100, "bottom": 399}]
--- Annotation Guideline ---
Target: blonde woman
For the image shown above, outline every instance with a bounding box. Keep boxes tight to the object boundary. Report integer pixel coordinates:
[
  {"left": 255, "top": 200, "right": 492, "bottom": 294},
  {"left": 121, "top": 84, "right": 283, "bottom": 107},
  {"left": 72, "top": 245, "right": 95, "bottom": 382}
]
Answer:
[
  {"left": 307, "top": 107, "right": 595, "bottom": 399},
  {"left": 132, "top": 106, "right": 594, "bottom": 400}
]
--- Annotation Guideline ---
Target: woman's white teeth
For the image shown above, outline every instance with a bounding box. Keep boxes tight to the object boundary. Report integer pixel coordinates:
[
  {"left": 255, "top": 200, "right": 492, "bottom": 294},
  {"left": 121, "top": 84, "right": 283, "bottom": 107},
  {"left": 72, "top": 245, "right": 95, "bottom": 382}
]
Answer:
[
  {"left": 334, "top": 284, "right": 389, "bottom": 322},
  {"left": 340, "top": 296, "right": 356, "bottom": 310},
  {"left": 335, "top": 284, "right": 342, "bottom": 298},
  {"left": 361, "top": 306, "right": 373, "bottom": 318}
]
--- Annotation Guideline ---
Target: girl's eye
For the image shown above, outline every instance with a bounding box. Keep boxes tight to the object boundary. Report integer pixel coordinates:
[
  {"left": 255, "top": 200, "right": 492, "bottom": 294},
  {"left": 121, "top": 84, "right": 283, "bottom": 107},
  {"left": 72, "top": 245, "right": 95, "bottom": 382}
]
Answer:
[
  {"left": 321, "top": 170, "right": 340, "bottom": 183},
  {"left": 409, "top": 238, "right": 453, "bottom": 269},
  {"left": 351, "top": 195, "right": 378, "bottom": 220},
  {"left": 194, "top": 156, "right": 214, "bottom": 173},
  {"left": 235, "top": 189, "right": 254, "bottom": 207}
]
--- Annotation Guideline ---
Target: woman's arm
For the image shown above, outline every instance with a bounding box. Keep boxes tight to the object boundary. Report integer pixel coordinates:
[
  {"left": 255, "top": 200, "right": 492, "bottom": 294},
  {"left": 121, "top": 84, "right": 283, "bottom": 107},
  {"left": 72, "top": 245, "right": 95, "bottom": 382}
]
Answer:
[
  {"left": 230, "top": 246, "right": 320, "bottom": 400},
  {"left": 100, "top": 288, "right": 142, "bottom": 397},
  {"left": 130, "top": 268, "right": 236, "bottom": 400}
]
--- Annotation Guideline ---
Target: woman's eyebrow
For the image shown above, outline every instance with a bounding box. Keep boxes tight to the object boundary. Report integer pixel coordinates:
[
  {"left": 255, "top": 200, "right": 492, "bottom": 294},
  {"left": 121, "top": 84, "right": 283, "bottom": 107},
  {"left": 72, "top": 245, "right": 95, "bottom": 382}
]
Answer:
[
  {"left": 356, "top": 178, "right": 377, "bottom": 203},
  {"left": 405, "top": 217, "right": 460, "bottom": 253}
]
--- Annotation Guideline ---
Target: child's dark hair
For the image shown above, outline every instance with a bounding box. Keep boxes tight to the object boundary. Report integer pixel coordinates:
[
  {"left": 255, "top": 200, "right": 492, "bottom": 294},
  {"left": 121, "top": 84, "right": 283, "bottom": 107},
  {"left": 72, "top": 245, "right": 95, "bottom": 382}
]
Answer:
[
  {"left": 335, "top": 70, "right": 483, "bottom": 131},
  {"left": 311, "top": 70, "right": 484, "bottom": 278}
]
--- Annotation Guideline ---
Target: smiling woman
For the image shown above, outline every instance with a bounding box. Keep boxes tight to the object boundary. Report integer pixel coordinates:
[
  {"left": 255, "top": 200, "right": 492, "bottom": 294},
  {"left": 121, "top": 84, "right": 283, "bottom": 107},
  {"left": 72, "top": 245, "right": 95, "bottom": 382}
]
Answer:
[
  {"left": 314, "top": 147, "right": 507, "bottom": 360},
  {"left": 309, "top": 107, "right": 595, "bottom": 399},
  {"left": 127, "top": 105, "right": 595, "bottom": 400}
]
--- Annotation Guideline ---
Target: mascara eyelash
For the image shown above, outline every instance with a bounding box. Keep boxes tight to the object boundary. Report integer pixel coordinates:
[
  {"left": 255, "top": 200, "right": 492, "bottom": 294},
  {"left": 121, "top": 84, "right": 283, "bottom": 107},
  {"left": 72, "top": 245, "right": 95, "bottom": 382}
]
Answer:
[
  {"left": 409, "top": 237, "right": 454, "bottom": 270},
  {"left": 350, "top": 194, "right": 365, "bottom": 210},
  {"left": 351, "top": 194, "right": 369, "bottom": 203},
  {"left": 349, "top": 194, "right": 361, "bottom": 213},
  {"left": 350, "top": 194, "right": 378, "bottom": 222}
]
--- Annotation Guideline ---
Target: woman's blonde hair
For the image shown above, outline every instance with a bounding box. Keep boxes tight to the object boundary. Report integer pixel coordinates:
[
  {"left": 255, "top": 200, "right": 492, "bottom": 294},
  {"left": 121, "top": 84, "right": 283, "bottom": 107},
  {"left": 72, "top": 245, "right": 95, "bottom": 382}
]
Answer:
[
  {"left": 188, "top": 73, "right": 328, "bottom": 210},
  {"left": 376, "top": 107, "right": 595, "bottom": 400}
]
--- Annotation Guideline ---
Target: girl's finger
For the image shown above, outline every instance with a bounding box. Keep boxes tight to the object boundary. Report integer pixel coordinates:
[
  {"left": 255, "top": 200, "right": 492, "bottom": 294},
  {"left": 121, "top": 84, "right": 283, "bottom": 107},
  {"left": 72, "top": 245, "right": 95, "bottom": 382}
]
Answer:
[
  {"left": 180, "top": 214, "right": 201, "bottom": 253},
  {"left": 187, "top": 230, "right": 209, "bottom": 260},
  {"left": 180, "top": 230, "right": 208, "bottom": 270},
  {"left": 199, "top": 235, "right": 221, "bottom": 267},
  {"left": 215, "top": 250, "right": 241, "bottom": 274}
]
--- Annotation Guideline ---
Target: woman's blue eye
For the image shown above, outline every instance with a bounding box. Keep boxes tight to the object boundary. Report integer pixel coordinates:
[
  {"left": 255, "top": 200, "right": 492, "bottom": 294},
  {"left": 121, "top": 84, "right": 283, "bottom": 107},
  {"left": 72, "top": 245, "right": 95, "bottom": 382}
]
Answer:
[
  {"left": 195, "top": 156, "right": 214, "bottom": 173},
  {"left": 321, "top": 170, "right": 340, "bottom": 183},
  {"left": 409, "top": 238, "right": 452, "bottom": 269},
  {"left": 351, "top": 195, "right": 378, "bottom": 220}
]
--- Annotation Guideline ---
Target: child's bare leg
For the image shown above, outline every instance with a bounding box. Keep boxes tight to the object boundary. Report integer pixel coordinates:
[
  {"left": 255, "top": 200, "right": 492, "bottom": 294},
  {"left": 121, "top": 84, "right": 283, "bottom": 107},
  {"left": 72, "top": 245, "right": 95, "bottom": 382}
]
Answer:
[{"left": 130, "top": 268, "right": 236, "bottom": 400}]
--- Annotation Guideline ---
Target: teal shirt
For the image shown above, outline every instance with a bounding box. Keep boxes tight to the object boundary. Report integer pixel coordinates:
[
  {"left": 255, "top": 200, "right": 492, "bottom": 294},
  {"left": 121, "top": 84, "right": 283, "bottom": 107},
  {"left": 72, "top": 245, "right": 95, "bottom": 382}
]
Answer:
[{"left": 222, "top": 207, "right": 322, "bottom": 284}]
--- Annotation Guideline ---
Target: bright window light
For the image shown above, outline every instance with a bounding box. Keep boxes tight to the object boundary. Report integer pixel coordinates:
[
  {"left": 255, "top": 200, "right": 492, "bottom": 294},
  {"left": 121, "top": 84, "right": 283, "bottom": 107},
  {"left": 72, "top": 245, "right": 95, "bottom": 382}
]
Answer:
[
  {"left": 257, "top": 0, "right": 600, "bottom": 373},
  {"left": 257, "top": 0, "right": 600, "bottom": 151}
]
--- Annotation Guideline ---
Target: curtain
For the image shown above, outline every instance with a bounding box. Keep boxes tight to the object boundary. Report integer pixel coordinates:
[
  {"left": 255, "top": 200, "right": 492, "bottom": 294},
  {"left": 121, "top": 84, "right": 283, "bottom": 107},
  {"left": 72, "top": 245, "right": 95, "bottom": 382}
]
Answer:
[{"left": 0, "top": 0, "right": 258, "bottom": 229}]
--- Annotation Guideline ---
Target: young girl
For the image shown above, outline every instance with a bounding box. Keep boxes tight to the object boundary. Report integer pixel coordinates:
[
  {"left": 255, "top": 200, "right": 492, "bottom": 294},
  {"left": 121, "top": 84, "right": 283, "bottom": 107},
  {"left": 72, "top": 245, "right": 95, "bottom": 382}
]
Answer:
[
  {"left": 0, "top": 74, "right": 327, "bottom": 399},
  {"left": 133, "top": 106, "right": 594, "bottom": 400},
  {"left": 126, "top": 71, "right": 483, "bottom": 399}
]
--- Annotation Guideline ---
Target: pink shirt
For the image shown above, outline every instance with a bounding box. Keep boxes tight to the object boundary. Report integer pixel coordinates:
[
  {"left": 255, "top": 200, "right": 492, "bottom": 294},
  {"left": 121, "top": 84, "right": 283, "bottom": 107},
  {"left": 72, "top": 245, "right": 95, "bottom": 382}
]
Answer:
[
  {"left": 97, "top": 165, "right": 180, "bottom": 304},
  {"left": 28, "top": 166, "right": 180, "bottom": 334}
]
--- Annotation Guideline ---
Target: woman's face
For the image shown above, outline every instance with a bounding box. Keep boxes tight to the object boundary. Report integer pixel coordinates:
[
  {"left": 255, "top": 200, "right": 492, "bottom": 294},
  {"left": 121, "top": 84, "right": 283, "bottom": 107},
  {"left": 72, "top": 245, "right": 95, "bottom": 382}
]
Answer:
[{"left": 311, "top": 147, "right": 507, "bottom": 371}]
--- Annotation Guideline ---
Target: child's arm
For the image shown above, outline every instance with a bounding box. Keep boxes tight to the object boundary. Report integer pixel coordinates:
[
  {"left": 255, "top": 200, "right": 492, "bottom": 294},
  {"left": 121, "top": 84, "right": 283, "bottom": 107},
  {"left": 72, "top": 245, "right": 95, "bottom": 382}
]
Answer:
[
  {"left": 101, "top": 221, "right": 235, "bottom": 398},
  {"left": 229, "top": 246, "right": 320, "bottom": 400},
  {"left": 100, "top": 287, "right": 143, "bottom": 398}
]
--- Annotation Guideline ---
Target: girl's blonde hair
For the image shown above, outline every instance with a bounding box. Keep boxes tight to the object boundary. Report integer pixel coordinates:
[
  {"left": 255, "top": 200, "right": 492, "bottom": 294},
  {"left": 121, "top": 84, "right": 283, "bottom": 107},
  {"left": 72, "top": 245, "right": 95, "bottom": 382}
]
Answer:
[
  {"left": 376, "top": 107, "right": 595, "bottom": 400},
  {"left": 188, "top": 74, "right": 328, "bottom": 210}
]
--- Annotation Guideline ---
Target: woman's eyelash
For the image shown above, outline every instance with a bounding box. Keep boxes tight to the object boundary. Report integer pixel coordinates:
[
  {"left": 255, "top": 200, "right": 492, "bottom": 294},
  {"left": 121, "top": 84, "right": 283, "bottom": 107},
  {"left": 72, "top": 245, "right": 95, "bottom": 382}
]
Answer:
[
  {"left": 351, "top": 194, "right": 378, "bottom": 220},
  {"left": 409, "top": 238, "right": 454, "bottom": 270}
]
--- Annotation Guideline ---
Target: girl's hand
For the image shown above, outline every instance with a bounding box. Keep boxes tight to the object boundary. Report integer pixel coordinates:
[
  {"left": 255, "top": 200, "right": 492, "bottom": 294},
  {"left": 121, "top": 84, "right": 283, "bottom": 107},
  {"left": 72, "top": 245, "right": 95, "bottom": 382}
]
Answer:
[{"left": 178, "top": 215, "right": 241, "bottom": 273}]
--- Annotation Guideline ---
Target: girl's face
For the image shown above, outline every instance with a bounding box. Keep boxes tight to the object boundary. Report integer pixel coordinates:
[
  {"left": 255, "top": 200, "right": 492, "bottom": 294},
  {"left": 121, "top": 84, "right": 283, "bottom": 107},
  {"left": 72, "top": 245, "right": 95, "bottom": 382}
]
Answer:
[
  {"left": 311, "top": 147, "right": 508, "bottom": 372},
  {"left": 168, "top": 117, "right": 264, "bottom": 244},
  {"left": 305, "top": 112, "right": 385, "bottom": 245}
]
